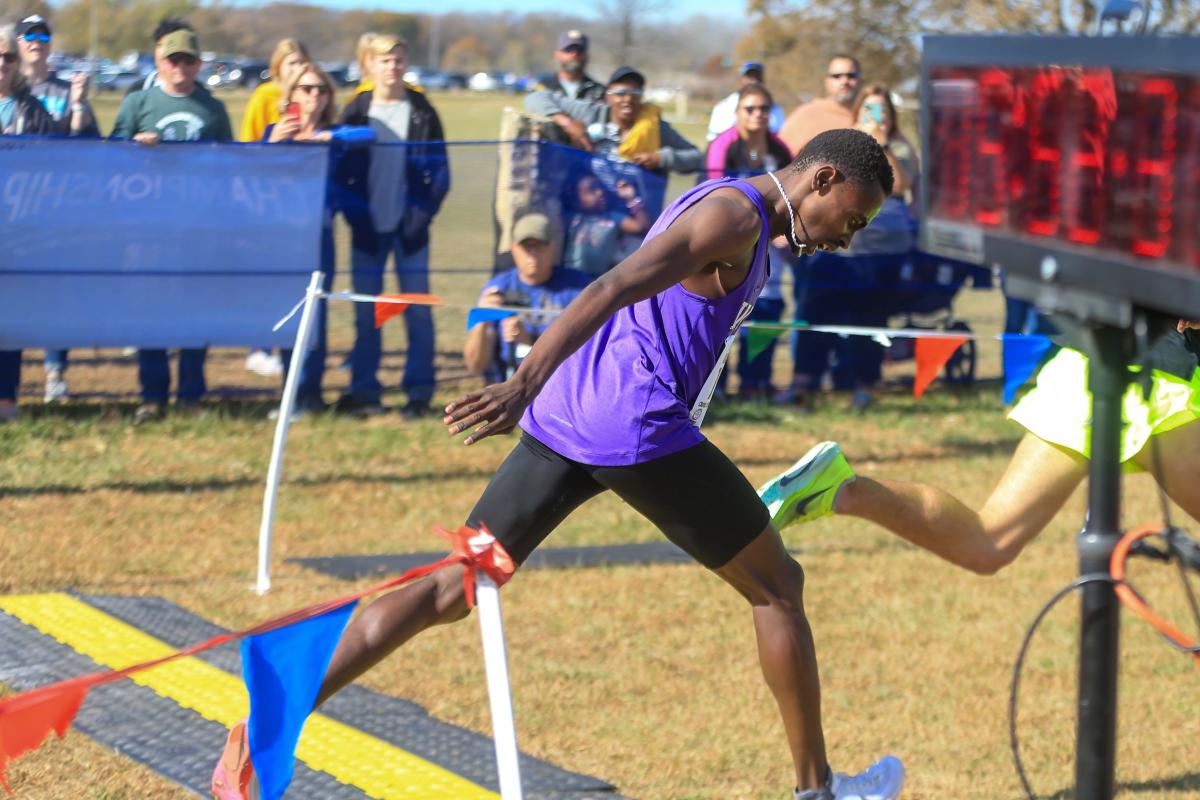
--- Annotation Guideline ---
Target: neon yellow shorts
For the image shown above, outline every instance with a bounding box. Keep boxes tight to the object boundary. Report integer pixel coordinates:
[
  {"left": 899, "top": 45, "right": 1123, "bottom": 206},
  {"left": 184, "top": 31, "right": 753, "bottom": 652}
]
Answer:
[{"left": 1008, "top": 347, "right": 1200, "bottom": 470}]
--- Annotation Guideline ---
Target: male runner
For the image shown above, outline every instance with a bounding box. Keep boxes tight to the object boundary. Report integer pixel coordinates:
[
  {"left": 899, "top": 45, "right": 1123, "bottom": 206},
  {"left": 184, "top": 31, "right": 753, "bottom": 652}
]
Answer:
[
  {"left": 759, "top": 323, "right": 1200, "bottom": 575},
  {"left": 213, "top": 128, "right": 903, "bottom": 800}
]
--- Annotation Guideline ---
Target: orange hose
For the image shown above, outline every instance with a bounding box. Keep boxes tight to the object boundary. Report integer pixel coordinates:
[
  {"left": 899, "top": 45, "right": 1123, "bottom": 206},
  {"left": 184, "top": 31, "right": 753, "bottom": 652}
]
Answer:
[{"left": 1110, "top": 522, "right": 1200, "bottom": 667}]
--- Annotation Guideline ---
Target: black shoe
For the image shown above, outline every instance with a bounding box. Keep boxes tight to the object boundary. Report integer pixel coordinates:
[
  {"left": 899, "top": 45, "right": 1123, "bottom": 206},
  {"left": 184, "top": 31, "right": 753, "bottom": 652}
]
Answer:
[
  {"left": 295, "top": 394, "right": 328, "bottom": 414},
  {"left": 333, "top": 394, "right": 384, "bottom": 417},
  {"left": 400, "top": 401, "right": 433, "bottom": 419}
]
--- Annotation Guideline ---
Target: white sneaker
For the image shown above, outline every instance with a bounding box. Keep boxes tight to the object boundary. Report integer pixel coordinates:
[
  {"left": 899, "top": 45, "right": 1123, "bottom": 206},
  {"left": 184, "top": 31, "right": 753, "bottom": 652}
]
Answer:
[
  {"left": 44, "top": 369, "right": 68, "bottom": 403},
  {"left": 832, "top": 755, "right": 904, "bottom": 800},
  {"left": 245, "top": 350, "right": 283, "bottom": 377}
]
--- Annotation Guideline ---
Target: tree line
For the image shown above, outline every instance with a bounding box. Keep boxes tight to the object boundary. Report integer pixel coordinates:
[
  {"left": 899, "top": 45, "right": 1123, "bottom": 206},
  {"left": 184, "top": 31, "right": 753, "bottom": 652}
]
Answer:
[{"left": 2, "top": 0, "right": 1193, "bottom": 106}]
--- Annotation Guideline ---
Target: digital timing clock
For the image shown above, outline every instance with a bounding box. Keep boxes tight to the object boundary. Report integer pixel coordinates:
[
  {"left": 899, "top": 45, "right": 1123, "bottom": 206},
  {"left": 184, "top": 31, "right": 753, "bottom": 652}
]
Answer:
[{"left": 920, "top": 35, "right": 1200, "bottom": 321}]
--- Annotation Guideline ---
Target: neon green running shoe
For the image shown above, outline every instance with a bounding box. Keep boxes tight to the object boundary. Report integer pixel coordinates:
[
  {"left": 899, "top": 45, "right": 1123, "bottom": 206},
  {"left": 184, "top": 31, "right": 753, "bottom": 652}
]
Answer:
[{"left": 757, "top": 441, "right": 855, "bottom": 530}]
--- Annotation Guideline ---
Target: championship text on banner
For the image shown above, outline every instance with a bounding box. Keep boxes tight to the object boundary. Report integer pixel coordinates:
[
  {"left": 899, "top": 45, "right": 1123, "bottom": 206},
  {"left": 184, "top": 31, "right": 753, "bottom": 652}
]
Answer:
[{"left": 0, "top": 138, "right": 328, "bottom": 349}]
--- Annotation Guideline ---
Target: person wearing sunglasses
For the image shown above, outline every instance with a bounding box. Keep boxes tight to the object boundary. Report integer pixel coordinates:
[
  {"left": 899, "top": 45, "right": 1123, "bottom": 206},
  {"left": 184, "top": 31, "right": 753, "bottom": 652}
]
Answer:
[
  {"left": 15, "top": 15, "right": 97, "bottom": 138},
  {"left": 705, "top": 83, "right": 793, "bottom": 401},
  {"left": 0, "top": 23, "right": 54, "bottom": 422},
  {"left": 527, "top": 65, "right": 701, "bottom": 177},
  {"left": 706, "top": 61, "right": 785, "bottom": 143},
  {"left": 255, "top": 64, "right": 374, "bottom": 419},
  {"left": 706, "top": 83, "right": 791, "bottom": 181},
  {"left": 779, "top": 54, "right": 862, "bottom": 154},
  {"left": 0, "top": 23, "right": 52, "bottom": 136},
  {"left": 111, "top": 24, "right": 232, "bottom": 423},
  {"left": 14, "top": 14, "right": 100, "bottom": 406},
  {"left": 777, "top": 54, "right": 865, "bottom": 410}
]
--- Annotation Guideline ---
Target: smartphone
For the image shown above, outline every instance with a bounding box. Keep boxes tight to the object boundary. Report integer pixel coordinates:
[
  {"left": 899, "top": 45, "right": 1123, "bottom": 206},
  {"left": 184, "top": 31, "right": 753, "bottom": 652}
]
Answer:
[
  {"left": 865, "top": 100, "right": 884, "bottom": 125},
  {"left": 284, "top": 102, "right": 300, "bottom": 121}
]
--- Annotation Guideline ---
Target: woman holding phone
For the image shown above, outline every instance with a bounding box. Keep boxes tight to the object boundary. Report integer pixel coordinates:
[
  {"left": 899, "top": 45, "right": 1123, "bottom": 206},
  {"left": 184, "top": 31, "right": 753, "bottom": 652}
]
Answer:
[
  {"left": 830, "top": 84, "right": 920, "bottom": 410},
  {"left": 851, "top": 83, "right": 916, "bottom": 201},
  {"left": 258, "top": 64, "right": 373, "bottom": 417}
]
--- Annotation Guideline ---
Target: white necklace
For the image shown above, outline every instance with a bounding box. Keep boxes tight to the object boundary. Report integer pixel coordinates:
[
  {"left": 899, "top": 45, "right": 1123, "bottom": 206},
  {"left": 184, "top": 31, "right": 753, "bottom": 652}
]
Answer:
[{"left": 767, "top": 170, "right": 804, "bottom": 252}]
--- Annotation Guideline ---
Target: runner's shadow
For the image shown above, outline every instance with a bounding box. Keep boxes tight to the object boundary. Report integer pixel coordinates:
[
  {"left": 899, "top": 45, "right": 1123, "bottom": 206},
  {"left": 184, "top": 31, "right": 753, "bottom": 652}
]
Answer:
[{"left": 0, "top": 468, "right": 496, "bottom": 498}]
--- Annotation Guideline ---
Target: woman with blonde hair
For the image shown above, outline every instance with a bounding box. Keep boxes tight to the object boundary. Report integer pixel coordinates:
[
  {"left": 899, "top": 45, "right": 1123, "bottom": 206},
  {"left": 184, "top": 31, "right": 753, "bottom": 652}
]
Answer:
[
  {"left": 238, "top": 37, "right": 312, "bottom": 143},
  {"left": 353, "top": 31, "right": 376, "bottom": 94}
]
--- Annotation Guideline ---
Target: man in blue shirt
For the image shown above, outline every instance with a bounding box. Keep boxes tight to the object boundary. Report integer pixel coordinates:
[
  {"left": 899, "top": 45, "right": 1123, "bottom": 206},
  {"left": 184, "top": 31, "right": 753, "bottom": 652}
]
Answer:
[{"left": 463, "top": 212, "right": 591, "bottom": 384}]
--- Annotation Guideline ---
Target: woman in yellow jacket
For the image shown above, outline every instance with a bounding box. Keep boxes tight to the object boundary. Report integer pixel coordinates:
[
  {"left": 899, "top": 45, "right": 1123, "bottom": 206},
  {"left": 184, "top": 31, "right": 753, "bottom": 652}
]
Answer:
[{"left": 239, "top": 38, "right": 313, "bottom": 143}]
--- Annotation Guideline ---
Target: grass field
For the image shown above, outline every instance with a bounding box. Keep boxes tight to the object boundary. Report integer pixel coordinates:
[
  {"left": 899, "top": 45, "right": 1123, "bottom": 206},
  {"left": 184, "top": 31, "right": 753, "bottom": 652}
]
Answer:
[{"left": 3, "top": 90, "right": 1199, "bottom": 799}]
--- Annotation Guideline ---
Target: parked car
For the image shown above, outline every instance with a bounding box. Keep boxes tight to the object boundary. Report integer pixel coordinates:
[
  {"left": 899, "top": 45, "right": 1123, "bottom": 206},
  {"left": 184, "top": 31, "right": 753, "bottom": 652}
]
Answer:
[
  {"left": 470, "top": 70, "right": 524, "bottom": 93},
  {"left": 320, "top": 62, "right": 352, "bottom": 87},
  {"left": 442, "top": 71, "right": 469, "bottom": 90},
  {"left": 403, "top": 66, "right": 438, "bottom": 87},
  {"left": 468, "top": 70, "right": 498, "bottom": 92},
  {"left": 233, "top": 60, "right": 270, "bottom": 89},
  {"left": 201, "top": 61, "right": 242, "bottom": 91},
  {"left": 96, "top": 67, "right": 147, "bottom": 93}
]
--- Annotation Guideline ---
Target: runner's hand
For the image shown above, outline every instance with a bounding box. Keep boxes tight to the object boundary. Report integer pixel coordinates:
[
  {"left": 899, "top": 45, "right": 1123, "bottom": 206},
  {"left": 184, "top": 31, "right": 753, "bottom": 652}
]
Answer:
[
  {"left": 445, "top": 379, "right": 533, "bottom": 445},
  {"left": 1179, "top": 320, "right": 1199, "bottom": 332}
]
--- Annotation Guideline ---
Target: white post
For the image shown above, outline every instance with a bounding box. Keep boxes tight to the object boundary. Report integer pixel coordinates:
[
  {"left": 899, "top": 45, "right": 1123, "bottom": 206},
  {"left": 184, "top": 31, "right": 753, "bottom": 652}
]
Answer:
[
  {"left": 255, "top": 270, "right": 324, "bottom": 595},
  {"left": 476, "top": 573, "right": 524, "bottom": 800}
]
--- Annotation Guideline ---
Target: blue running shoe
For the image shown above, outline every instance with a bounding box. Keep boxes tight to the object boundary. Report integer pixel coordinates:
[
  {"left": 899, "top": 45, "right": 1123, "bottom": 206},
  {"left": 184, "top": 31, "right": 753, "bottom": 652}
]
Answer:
[{"left": 832, "top": 755, "right": 905, "bottom": 799}]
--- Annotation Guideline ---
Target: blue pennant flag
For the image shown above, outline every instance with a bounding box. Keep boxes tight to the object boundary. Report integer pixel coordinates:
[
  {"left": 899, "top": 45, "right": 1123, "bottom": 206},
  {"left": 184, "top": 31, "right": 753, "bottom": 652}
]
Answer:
[
  {"left": 466, "top": 307, "right": 518, "bottom": 330},
  {"left": 1002, "top": 334, "right": 1055, "bottom": 404},
  {"left": 242, "top": 602, "right": 357, "bottom": 800}
]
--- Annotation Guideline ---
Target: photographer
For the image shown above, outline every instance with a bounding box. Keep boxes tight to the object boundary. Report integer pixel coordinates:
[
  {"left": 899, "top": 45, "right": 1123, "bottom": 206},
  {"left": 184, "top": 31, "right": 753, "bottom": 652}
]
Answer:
[{"left": 464, "top": 213, "right": 591, "bottom": 383}]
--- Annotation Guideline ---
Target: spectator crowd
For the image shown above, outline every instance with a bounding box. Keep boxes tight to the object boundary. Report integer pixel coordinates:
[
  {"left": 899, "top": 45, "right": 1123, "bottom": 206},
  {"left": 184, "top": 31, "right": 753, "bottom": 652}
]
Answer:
[{"left": 0, "top": 13, "right": 923, "bottom": 423}]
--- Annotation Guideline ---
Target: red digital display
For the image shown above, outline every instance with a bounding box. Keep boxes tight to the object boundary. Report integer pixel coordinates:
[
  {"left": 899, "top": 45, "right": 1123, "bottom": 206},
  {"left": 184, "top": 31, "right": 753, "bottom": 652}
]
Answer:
[{"left": 926, "top": 65, "right": 1200, "bottom": 273}]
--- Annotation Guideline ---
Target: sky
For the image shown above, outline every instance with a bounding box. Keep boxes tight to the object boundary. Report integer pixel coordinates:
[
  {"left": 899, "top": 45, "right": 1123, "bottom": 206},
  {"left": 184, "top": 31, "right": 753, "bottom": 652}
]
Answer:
[{"left": 285, "top": 0, "right": 746, "bottom": 22}]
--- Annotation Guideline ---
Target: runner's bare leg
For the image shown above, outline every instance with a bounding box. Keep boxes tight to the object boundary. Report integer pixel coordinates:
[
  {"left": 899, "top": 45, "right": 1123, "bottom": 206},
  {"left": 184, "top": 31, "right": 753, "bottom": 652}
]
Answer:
[
  {"left": 836, "top": 434, "right": 1087, "bottom": 574},
  {"left": 716, "top": 524, "right": 828, "bottom": 791}
]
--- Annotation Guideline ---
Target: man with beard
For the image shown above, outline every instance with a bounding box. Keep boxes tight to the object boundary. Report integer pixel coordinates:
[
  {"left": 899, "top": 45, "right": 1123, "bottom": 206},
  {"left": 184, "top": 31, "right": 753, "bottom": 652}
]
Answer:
[{"left": 525, "top": 29, "right": 604, "bottom": 150}]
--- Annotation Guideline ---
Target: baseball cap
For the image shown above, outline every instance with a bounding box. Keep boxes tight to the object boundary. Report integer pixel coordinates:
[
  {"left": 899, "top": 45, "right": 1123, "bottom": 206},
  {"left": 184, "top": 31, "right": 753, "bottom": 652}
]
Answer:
[
  {"left": 740, "top": 61, "right": 765, "bottom": 77},
  {"left": 17, "top": 15, "right": 51, "bottom": 37},
  {"left": 160, "top": 29, "right": 199, "bottom": 58},
  {"left": 512, "top": 213, "right": 554, "bottom": 244},
  {"left": 558, "top": 30, "right": 588, "bottom": 51},
  {"left": 607, "top": 66, "right": 645, "bottom": 88}
]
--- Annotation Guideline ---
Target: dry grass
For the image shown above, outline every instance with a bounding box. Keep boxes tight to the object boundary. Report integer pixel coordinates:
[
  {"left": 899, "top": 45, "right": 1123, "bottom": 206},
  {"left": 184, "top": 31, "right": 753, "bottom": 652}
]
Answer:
[
  {"left": 4, "top": 393, "right": 1199, "bottom": 799},
  {"left": 3, "top": 92, "right": 1198, "bottom": 800}
]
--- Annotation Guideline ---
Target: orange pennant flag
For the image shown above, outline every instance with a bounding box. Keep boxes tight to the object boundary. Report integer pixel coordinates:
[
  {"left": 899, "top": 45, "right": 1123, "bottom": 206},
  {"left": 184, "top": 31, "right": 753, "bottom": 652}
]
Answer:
[
  {"left": 913, "top": 336, "right": 968, "bottom": 399},
  {"left": 374, "top": 293, "right": 443, "bottom": 328},
  {"left": 0, "top": 681, "right": 90, "bottom": 793}
]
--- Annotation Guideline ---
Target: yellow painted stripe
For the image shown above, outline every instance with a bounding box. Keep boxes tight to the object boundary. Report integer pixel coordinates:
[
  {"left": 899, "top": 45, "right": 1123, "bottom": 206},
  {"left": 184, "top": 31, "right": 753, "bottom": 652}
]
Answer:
[{"left": 0, "top": 594, "right": 498, "bottom": 800}]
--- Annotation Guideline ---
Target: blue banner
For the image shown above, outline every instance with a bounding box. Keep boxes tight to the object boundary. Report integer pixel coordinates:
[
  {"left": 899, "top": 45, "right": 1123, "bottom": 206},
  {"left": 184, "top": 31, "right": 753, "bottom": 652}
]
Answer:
[{"left": 0, "top": 138, "right": 327, "bottom": 348}]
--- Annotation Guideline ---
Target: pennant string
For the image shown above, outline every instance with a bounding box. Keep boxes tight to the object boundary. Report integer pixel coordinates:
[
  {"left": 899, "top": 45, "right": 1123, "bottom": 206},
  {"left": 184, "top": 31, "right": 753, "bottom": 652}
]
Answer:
[{"left": 0, "top": 526, "right": 515, "bottom": 783}]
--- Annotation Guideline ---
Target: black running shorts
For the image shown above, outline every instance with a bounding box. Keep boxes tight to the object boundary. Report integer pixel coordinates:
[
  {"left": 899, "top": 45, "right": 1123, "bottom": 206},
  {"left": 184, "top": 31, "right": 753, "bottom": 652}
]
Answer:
[{"left": 466, "top": 432, "right": 770, "bottom": 569}]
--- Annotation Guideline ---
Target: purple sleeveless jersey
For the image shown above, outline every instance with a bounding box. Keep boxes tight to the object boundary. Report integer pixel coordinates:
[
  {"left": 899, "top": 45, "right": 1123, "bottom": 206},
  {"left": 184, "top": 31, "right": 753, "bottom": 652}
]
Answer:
[{"left": 520, "top": 177, "right": 771, "bottom": 465}]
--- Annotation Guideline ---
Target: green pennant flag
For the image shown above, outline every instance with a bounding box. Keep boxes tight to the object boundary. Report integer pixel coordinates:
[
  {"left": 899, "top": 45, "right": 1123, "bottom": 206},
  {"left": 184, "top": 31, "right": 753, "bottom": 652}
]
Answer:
[{"left": 744, "top": 328, "right": 784, "bottom": 362}]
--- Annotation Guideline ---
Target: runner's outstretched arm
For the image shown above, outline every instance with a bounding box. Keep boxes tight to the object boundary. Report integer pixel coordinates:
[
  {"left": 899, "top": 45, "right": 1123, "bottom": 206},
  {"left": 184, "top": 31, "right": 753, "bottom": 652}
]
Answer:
[{"left": 445, "top": 194, "right": 761, "bottom": 443}]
